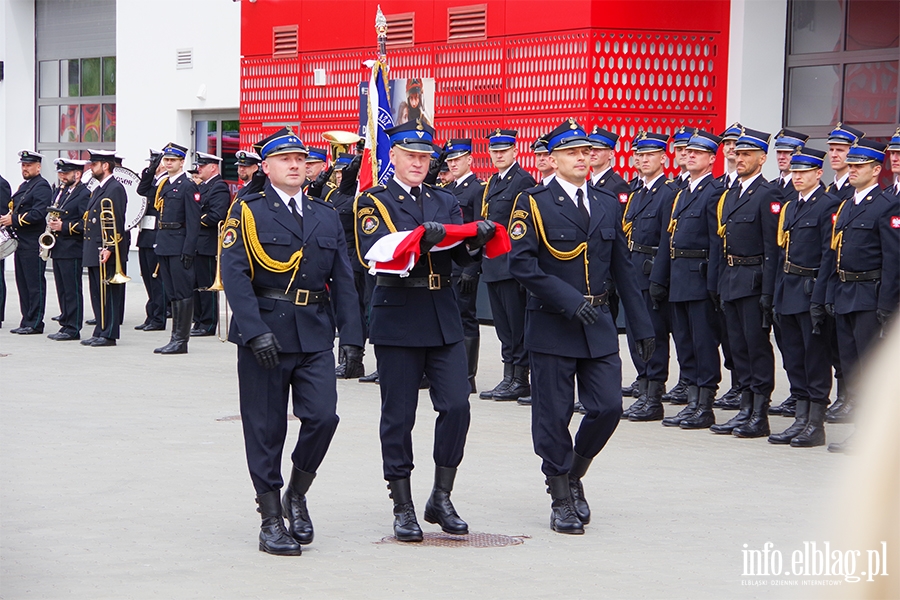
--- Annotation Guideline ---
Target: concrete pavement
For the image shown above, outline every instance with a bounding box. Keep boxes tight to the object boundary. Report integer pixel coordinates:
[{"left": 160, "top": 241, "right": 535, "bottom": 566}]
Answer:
[{"left": 0, "top": 271, "right": 872, "bottom": 599}]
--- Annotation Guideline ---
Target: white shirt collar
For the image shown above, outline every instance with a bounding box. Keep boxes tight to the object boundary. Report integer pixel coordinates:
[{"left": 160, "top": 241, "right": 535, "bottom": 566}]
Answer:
[
  {"left": 679, "top": 170, "right": 690, "bottom": 181},
  {"left": 726, "top": 170, "right": 738, "bottom": 186},
  {"left": 853, "top": 184, "right": 879, "bottom": 205},
  {"left": 798, "top": 188, "right": 816, "bottom": 202},
  {"left": 168, "top": 170, "right": 184, "bottom": 182},
  {"left": 591, "top": 166, "right": 612, "bottom": 184},
  {"left": 393, "top": 176, "right": 415, "bottom": 195},
  {"left": 554, "top": 177, "right": 590, "bottom": 214},
  {"left": 643, "top": 172, "right": 665, "bottom": 190},
  {"left": 498, "top": 163, "right": 516, "bottom": 180},
  {"left": 270, "top": 184, "right": 303, "bottom": 216},
  {"left": 740, "top": 172, "right": 763, "bottom": 194},
  {"left": 781, "top": 172, "right": 792, "bottom": 186},
  {"left": 542, "top": 174, "right": 556, "bottom": 185},
  {"left": 455, "top": 171, "right": 474, "bottom": 186},
  {"left": 689, "top": 172, "right": 711, "bottom": 192},
  {"left": 834, "top": 171, "right": 850, "bottom": 189},
  {"left": 98, "top": 173, "right": 115, "bottom": 188}
]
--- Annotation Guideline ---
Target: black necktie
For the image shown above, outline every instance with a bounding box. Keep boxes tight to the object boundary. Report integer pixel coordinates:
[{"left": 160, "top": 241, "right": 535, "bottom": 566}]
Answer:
[
  {"left": 288, "top": 197, "right": 303, "bottom": 234},
  {"left": 576, "top": 188, "right": 589, "bottom": 226},
  {"left": 411, "top": 185, "right": 424, "bottom": 215}
]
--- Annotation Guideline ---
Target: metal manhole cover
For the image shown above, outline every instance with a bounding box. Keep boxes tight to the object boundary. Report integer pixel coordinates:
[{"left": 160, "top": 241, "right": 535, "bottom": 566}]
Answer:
[{"left": 376, "top": 532, "right": 528, "bottom": 548}]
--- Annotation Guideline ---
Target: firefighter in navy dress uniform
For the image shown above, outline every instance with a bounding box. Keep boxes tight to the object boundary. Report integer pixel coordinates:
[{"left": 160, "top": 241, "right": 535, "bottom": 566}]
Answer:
[
  {"left": 508, "top": 119, "right": 653, "bottom": 534},
  {"left": 354, "top": 119, "right": 495, "bottom": 543},
  {"left": 135, "top": 150, "right": 168, "bottom": 331},
  {"left": 221, "top": 128, "right": 364, "bottom": 556}
]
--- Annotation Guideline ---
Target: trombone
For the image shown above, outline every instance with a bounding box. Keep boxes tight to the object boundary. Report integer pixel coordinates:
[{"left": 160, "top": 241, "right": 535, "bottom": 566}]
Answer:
[
  {"left": 99, "top": 197, "right": 131, "bottom": 329},
  {"left": 200, "top": 220, "right": 229, "bottom": 342}
]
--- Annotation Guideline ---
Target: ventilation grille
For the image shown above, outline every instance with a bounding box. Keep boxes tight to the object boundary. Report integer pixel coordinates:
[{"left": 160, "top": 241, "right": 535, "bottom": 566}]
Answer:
[
  {"left": 386, "top": 13, "right": 414, "bottom": 47},
  {"left": 176, "top": 48, "right": 193, "bottom": 70},
  {"left": 448, "top": 5, "right": 487, "bottom": 41},
  {"left": 273, "top": 26, "right": 298, "bottom": 58}
]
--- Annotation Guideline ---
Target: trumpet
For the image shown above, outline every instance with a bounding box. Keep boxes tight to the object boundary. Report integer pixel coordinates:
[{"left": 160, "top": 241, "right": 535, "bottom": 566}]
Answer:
[
  {"left": 200, "top": 221, "right": 229, "bottom": 343},
  {"left": 99, "top": 197, "right": 131, "bottom": 329},
  {"left": 38, "top": 210, "right": 63, "bottom": 261}
]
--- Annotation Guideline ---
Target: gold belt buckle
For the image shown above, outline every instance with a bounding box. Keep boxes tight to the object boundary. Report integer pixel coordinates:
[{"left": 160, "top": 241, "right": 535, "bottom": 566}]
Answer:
[
  {"left": 838, "top": 270, "right": 847, "bottom": 283},
  {"left": 294, "top": 289, "right": 310, "bottom": 306},
  {"left": 783, "top": 261, "right": 791, "bottom": 273},
  {"left": 428, "top": 274, "right": 441, "bottom": 290},
  {"left": 628, "top": 240, "right": 635, "bottom": 251},
  {"left": 670, "top": 247, "right": 676, "bottom": 259},
  {"left": 727, "top": 255, "right": 735, "bottom": 267}
]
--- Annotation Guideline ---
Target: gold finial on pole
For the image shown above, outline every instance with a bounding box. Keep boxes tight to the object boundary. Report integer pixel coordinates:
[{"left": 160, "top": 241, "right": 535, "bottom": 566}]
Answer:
[{"left": 376, "top": 5, "right": 388, "bottom": 60}]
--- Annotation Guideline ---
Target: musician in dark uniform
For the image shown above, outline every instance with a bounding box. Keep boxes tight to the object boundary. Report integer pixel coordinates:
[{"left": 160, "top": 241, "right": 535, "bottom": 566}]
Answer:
[
  {"left": 1, "top": 151, "right": 51, "bottom": 334},
  {"left": 135, "top": 150, "right": 167, "bottom": 331},
  {"left": 0, "top": 174, "right": 10, "bottom": 328},
  {"left": 146, "top": 143, "right": 201, "bottom": 354},
  {"left": 221, "top": 127, "right": 363, "bottom": 556},
  {"left": 191, "top": 151, "right": 231, "bottom": 337},
  {"left": 478, "top": 128, "right": 536, "bottom": 401},
  {"left": 80, "top": 150, "right": 128, "bottom": 347},
  {"left": 708, "top": 128, "right": 781, "bottom": 439},
  {"left": 826, "top": 140, "right": 899, "bottom": 453},
  {"left": 235, "top": 150, "right": 265, "bottom": 200},
  {"left": 766, "top": 148, "right": 840, "bottom": 448},
  {"left": 354, "top": 119, "right": 495, "bottom": 542},
  {"left": 620, "top": 132, "right": 678, "bottom": 422},
  {"left": 46, "top": 159, "right": 91, "bottom": 341},
  {"left": 508, "top": 119, "right": 653, "bottom": 534},
  {"left": 650, "top": 130, "right": 724, "bottom": 429},
  {"left": 822, "top": 124, "right": 865, "bottom": 424},
  {"left": 444, "top": 138, "right": 486, "bottom": 393}
]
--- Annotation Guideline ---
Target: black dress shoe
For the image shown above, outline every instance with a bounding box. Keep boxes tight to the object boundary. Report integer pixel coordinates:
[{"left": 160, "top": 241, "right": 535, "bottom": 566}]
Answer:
[
  {"left": 142, "top": 323, "right": 166, "bottom": 331},
  {"left": 359, "top": 370, "right": 380, "bottom": 383},
  {"left": 51, "top": 314, "right": 61, "bottom": 321},
  {"left": 80, "top": 337, "right": 98, "bottom": 346},
  {"left": 9, "top": 327, "right": 24, "bottom": 334},
  {"left": 17, "top": 326, "right": 43, "bottom": 335},
  {"left": 90, "top": 337, "right": 117, "bottom": 347},
  {"left": 50, "top": 331, "right": 80, "bottom": 341},
  {"left": 517, "top": 396, "right": 532, "bottom": 406},
  {"left": 134, "top": 323, "right": 148, "bottom": 330},
  {"left": 190, "top": 328, "right": 215, "bottom": 337},
  {"left": 85, "top": 318, "right": 97, "bottom": 326}
]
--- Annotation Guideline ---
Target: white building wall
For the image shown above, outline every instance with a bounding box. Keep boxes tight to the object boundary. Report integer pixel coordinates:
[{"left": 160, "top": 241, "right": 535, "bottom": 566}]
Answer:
[
  {"left": 727, "top": 0, "right": 788, "bottom": 180},
  {"left": 116, "top": 0, "right": 241, "bottom": 171},
  {"left": 1, "top": 0, "right": 36, "bottom": 181}
]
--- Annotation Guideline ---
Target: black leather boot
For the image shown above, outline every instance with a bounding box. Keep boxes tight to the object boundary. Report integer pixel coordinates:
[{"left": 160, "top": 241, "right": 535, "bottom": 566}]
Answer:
[
  {"left": 281, "top": 467, "right": 315, "bottom": 544},
  {"left": 662, "top": 385, "right": 699, "bottom": 427},
  {"left": 733, "top": 393, "right": 771, "bottom": 438},
  {"left": 546, "top": 474, "right": 584, "bottom": 534},
  {"left": 662, "top": 375, "right": 689, "bottom": 404},
  {"left": 423, "top": 466, "right": 468, "bottom": 535},
  {"left": 791, "top": 402, "right": 827, "bottom": 447},
  {"left": 388, "top": 478, "right": 423, "bottom": 542},
  {"left": 621, "top": 379, "right": 639, "bottom": 397},
  {"left": 334, "top": 346, "right": 347, "bottom": 377},
  {"left": 622, "top": 378, "right": 648, "bottom": 419},
  {"left": 256, "top": 491, "right": 302, "bottom": 556},
  {"left": 464, "top": 337, "right": 480, "bottom": 395},
  {"left": 494, "top": 365, "right": 530, "bottom": 401},
  {"left": 359, "top": 370, "right": 379, "bottom": 383},
  {"left": 826, "top": 394, "right": 854, "bottom": 423},
  {"left": 154, "top": 298, "right": 191, "bottom": 354},
  {"left": 629, "top": 380, "right": 665, "bottom": 421},
  {"left": 710, "top": 390, "right": 752, "bottom": 434},
  {"left": 768, "top": 399, "right": 809, "bottom": 444},
  {"left": 680, "top": 387, "right": 717, "bottom": 429},
  {"left": 769, "top": 394, "right": 797, "bottom": 416},
  {"left": 713, "top": 379, "right": 742, "bottom": 409},
  {"left": 480, "top": 363, "right": 514, "bottom": 399},
  {"left": 568, "top": 453, "right": 592, "bottom": 525}
]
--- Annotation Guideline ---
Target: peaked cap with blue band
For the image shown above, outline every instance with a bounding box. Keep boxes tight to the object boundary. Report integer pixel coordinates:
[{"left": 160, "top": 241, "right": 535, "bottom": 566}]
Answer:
[
  {"left": 485, "top": 128, "right": 518, "bottom": 150},
  {"left": 734, "top": 127, "right": 771, "bottom": 153},
  {"left": 161, "top": 142, "right": 188, "bottom": 159},
  {"left": 444, "top": 138, "right": 473, "bottom": 160},
  {"left": 305, "top": 147, "right": 328, "bottom": 163},
  {"left": 671, "top": 126, "right": 695, "bottom": 148},
  {"left": 718, "top": 122, "right": 744, "bottom": 141},
  {"left": 334, "top": 153, "right": 354, "bottom": 170},
  {"left": 544, "top": 119, "right": 592, "bottom": 152},
  {"left": 255, "top": 127, "right": 309, "bottom": 159},
  {"left": 633, "top": 131, "right": 669, "bottom": 154},
  {"left": 385, "top": 119, "right": 439, "bottom": 154},
  {"left": 827, "top": 123, "right": 865, "bottom": 145},
  {"left": 845, "top": 139, "right": 887, "bottom": 165},
  {"left": 888, "top": 127, "right": 900, "bottom": 152},
  {"left": 685, "top": 130, "right": 722, "bottom": 153},
  {"left": 789, "top": 147, "right": 826, "bottom": 171},
  {"left": 588, "top": 125, "right": 620, "bottom": 149},
  {"left": 773, "top": 128, "right": 809, "bottom": 151}
]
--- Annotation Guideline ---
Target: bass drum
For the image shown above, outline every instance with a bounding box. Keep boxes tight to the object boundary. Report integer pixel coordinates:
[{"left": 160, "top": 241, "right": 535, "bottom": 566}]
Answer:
[
  {"left": 0, "top": 226, "right": 17, "bottom": 260},
  {"left": 81, "top": 165, "right": 147, "bottom": 230}
]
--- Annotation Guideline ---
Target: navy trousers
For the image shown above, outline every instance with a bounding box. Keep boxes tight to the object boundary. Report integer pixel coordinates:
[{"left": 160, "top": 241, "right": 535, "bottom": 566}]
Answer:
[
  {"left": 486, "top": 279, "right": 528, "bottom": 366},
  {"left": 778, "top": 312, "right": 833, "bottom": 404},
  {"left": 671, "top": 298, "right": 721, "bottom": 389},
  {"left": 723, "top": 295, "right": 775, "bottom": 396},
  {"left": 51, "top": 257, "right": 83, "bottom": 334}
]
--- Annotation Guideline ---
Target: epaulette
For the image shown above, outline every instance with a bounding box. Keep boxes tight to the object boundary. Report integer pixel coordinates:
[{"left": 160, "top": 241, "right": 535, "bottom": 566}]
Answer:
[
  {"left": 242, "top": 191, "right": 265, "bottom": 203},
  {"left": 361, "top": 184, "right": 387, "bottom": 195},
  {"left": 310, "top": 196, "right": 335, "bottom": 209},
  {"left": 664, "top": 179, "right": 680, "bottom": 191},
  {"left": 523, "top": 184, "right": 547, "bottom": 196}
]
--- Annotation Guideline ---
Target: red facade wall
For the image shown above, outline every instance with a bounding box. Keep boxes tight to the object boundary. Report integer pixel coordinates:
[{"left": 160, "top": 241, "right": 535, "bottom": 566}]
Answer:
[{"left": 240, "top": 0, "right": 731, "bottom": 180}]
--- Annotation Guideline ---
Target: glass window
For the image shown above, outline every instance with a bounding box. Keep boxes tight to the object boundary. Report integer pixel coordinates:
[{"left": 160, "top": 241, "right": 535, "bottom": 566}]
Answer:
[
  {"left": 39, "top": 60, "right": 59, "bottom": 98},
  {"left": 222, "top": 120, "right": 240, "bottom": 182},
  {"left": 788, "top": 65, "right": 842, "bottom": 126},
  {"left": 790, "top": 0, "right": 843, "bottom": 54},
  {"left": 81, "top": 58, "right": 101, "bottom": 96},
  {"left": 59, "top": 105, "right": 80, "bottom": 143},
  {"left": 846, "top": 0, "right": 899, "bottom": 51},
  {"left": 61, "top": 59, "right": 79, "bottom": 97},
  {"left": 81, "top": 104, "right": 101, "bottom": 143},
  {"left": 102, "top": 104, "right": 116, "bottom": 142},
  {"left": 102, "top": 57, "right": 116, "bottom": 95},
  {"left": 843, "top": 61, "right": 899, "bottom": 123},
  {"left": 39, "top": 106, "right": 59, "bottom": 143}
]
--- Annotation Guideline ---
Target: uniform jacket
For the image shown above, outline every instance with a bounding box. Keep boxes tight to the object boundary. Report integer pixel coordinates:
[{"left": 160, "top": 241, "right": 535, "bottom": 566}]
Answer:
[
  {"left": 773, "top": 184, "right": 840, "bottom": 315},
  {"left": 622, "top": 176, "right": 678, "bottom": 290},
  {"left": 650, "top": 174, "right": 723, "bottom": 303},
  {"left": 825, "top": 177, "right": 855, "bottom": 202},
  {"left": 771, "top": 175, "right": 796, "bottom": 197},
  {"left": 82, "top": 176, "right": 129, "bottom": 268},
  {"left": 135, "top": 170, "right": 165, "bottom": 249},
  {"left": 354, "top": 179, "right": 472, "bottom": 347},
  {"left": 48, "top": 182, "right": 90, "bottom": 260},
  {"left": 153, "top": 172, "right": 201, "bottom": 257},
  {"left": 478, "top": 162, "right": 535, "bottom": 282},
  {"left": 221, "top": 181, "right": 363, "bottom": 353},
  {"left": 827, "top": 188, "right": 900, "bottom": 314},
  {"left": 9, "top": 175, "right": 52, "bottom": 248},
  {"left": 712, "top": 175, "right": 782, "bottom": 302},
  {"left": 674, "top": 171, "right": 691, "bottom": 190},
  {"left": 450, "top": 173, "right": 485, "bottom": 278},
  {"left": 508, "top": 178, "right": 653, "bottom": 359},
  {"left": 197, "top": 174, "right": 232, "bottom": 256},
  {"left": 324, "top": 188, "right": 361, "bottom": 271}
]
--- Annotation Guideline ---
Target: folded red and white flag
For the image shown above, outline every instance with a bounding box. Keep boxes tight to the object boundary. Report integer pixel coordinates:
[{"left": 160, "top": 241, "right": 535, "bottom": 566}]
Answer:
[{"left": 364, "top": 222, "right": 511, "bottom": 275}]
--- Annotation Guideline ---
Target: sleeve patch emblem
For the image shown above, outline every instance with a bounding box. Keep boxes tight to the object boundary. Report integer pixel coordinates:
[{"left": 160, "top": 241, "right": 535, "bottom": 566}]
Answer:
[
  {"left": 222, "top": 228, "right": 237, "bottom": 248},
  {"left": 357, "top": 206, "right": 375, "bottom": 217},
  {"left": 832, "top": 213, "right": 838, "bottom": 224},
  {"left": 361, "top": 215, "right": 380, "bottom": 235},
  {"left": 891, "top": 216, "right": 900, "bottom": 229},
  {"left": 225, "top": 217, "right": 241, "bottom": 228},
  {"left": 512, "top": 209, "right": 529, "bottom": 219},
  {"left": 509, "top": 220, "right": 527, "bottom": 240},
  {"left": 194, "top": 193, "right": 201, "bottom": 203},
  {"left": 619, "top": 193, "right": 628, "bottom": 203},
  {"left": 770, "top": 202, "right": 782, "bottom": 214}
]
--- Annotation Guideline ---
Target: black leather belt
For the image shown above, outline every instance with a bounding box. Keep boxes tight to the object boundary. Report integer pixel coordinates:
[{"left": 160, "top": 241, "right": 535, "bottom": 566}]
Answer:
[
  {"left": 628, "top": 241, "right": 657, "bottom": 255},
  {"left": 158, "top": 222, "right": 184, "bottom": 230},
  {"left": 838, "top": 268, "right": 881, "bottom": 282},
  {"left": 584, "top": 291, "right": 609, "bottom": 307},
  {"left": 726, "top": 254, "right": 763, "bottom": 266},
  {"left": 377, "top": 275, "right": 452, "bottom": 290},
  {"left": 783, "top": 261, "right": 817, "bottom": 277},
  {"left": 254, "top": 286, "right": 328, "bottom": 306},
  {"left": 671, "top": 247, "right": 708, "bottom": 259}
]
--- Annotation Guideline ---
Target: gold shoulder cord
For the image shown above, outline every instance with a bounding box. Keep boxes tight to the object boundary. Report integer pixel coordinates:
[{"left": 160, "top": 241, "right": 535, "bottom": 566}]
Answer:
[
  {"left": 352, "top": 193, "right": 399, "bottom": 268},
  {"left": 479, "top": 180, "right": 491, "bottom": 219},
  {"left": 528, "top": 195, "right": 592, "bottom": 294},
  {"left": 667, "top": 190, "right": 683, "bottom": 234},
  {"left": 715, "top": 189, "right": 730, "bottom": 253},
  {"left": 777, "top": 201, "right": 791, "bottom": 262},
  {"left": 153, "top": 177, "right": 169, "bottom": 216},
  {"left": 240, "top": 202, "right": 304, "bottom": 293},
  {"left": 621, "top": 191, "right": 636, "bottom": 243},
  {"left": 831, "top": 199, "right": 848, "bottom": 270}
]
